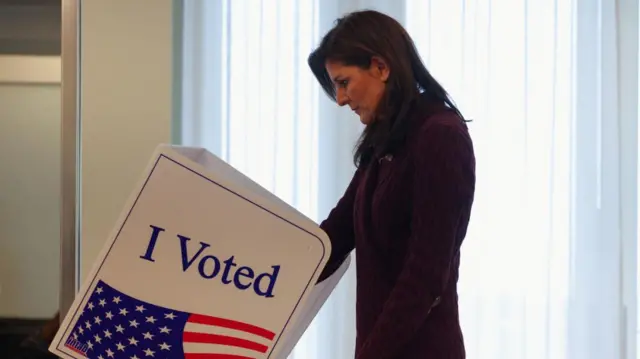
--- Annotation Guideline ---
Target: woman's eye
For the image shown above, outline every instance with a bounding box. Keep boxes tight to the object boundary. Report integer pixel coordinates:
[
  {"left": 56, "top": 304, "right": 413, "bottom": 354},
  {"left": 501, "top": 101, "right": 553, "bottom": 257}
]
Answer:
[{"left": 338, "top": 80, "right": 348, "bottom": 88}]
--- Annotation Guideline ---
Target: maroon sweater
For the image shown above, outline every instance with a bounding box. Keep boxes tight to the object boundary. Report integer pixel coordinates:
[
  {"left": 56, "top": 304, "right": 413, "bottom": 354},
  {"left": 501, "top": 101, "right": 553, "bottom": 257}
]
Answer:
[{"left": 319, "top": 101, "right": 475, "bottom": 359}]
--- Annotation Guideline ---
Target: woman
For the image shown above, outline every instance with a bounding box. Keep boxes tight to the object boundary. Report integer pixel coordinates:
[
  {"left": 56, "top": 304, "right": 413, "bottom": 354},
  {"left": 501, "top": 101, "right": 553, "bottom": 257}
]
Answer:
[{"left": 308, "top": 10, "right": 475, "bottom": 359}]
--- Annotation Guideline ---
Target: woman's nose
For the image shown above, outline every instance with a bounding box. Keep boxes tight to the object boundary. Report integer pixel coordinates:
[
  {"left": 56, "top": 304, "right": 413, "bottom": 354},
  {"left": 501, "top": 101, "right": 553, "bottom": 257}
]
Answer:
[{"left": 336, "top": 91, "right": 349, "bottom": 107}]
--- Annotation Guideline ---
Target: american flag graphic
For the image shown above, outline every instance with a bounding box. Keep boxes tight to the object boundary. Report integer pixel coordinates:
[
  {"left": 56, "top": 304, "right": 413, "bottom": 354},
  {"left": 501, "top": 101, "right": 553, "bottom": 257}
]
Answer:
[{"left": 63, "top": 280, "right": 276, "bottom": 359}]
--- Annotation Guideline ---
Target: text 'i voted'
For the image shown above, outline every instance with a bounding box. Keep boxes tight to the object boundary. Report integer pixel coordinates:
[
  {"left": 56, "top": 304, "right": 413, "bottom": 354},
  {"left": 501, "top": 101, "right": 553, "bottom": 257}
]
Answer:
[{"left": 139, "top": 225, "right": 281, "bottom": 298}]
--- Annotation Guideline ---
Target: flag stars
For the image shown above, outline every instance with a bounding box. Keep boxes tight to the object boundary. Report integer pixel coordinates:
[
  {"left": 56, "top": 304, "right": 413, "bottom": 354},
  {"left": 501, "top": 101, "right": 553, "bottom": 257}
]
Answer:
[{"left": 72, "top": 282, "right": 190, "bottom": 358}]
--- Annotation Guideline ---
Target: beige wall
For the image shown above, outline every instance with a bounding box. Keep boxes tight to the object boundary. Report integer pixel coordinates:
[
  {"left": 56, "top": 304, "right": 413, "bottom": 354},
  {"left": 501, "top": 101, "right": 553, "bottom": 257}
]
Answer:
[
  {"left": 0, "top": 56, "right": 62, "bottom": 318},
  {"left": 79, "top": 0, "right": 180, "bottom": 281}
]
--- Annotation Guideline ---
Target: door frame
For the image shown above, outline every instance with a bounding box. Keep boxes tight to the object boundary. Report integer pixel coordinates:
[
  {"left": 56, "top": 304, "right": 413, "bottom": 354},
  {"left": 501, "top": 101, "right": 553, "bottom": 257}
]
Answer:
[{"left": 59, "top": 0, "right": 80, "bottom": 320}]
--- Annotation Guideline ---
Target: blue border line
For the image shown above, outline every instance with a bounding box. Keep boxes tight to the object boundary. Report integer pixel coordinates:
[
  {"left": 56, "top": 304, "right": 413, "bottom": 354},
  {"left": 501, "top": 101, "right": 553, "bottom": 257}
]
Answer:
[{"left": 56, "top": 154, "right": 327, "bottom": 358}]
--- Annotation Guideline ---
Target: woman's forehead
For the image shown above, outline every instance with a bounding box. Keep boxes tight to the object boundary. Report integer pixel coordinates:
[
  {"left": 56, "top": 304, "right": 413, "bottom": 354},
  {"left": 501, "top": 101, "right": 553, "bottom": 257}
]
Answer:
[{"left": 325, "top": 61, "right": 361, "bottom": 77}]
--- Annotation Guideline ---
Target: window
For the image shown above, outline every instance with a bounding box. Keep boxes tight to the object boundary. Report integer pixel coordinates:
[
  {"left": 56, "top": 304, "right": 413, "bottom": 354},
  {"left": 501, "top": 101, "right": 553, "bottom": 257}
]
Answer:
[{"left": 181, "top": 1, "right": 638, "bottom": 357}]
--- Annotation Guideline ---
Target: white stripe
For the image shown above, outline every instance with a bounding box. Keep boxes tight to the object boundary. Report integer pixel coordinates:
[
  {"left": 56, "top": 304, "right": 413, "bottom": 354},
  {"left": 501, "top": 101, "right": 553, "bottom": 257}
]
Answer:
[
  {"left": 183, "top": 342, "right": 268, "bottom": 357},
  {"left": 183, "top": 322, "right": 273, "bottom": 346}
]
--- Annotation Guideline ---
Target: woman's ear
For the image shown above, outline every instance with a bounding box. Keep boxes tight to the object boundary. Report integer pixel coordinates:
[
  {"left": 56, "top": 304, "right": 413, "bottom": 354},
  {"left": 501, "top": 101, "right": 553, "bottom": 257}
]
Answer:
[{"left": 370, "top": 56, "right": 390, "bottom": 82}]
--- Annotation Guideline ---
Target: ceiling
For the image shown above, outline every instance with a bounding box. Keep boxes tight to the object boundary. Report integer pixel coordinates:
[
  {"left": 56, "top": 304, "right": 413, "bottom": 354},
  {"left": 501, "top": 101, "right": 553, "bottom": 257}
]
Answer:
[
  {"left": 0, "top": 0, "right": 60, "bottom": 6},
  {"left": 0, "top": 0, "right": 61, "bottom": 56}
]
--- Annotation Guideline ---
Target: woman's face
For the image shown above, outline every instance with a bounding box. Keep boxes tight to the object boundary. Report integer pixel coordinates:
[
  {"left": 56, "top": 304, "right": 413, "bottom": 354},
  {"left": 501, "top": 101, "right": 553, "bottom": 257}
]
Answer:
[{"left": 325, "top": 58, "right": 389, "bottom": 125}]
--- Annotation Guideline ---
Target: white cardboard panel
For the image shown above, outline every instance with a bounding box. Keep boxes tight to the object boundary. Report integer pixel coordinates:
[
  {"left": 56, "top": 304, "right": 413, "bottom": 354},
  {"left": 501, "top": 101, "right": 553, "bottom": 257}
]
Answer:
[{"left": 50, "top": 145, "right": 349, "bottom": 359}]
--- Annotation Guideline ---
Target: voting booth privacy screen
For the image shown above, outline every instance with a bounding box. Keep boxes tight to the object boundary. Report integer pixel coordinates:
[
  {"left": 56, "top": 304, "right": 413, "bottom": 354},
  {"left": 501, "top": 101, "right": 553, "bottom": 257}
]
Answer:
[{"left": 50, "top": 145, "right": 351, "bottom": 359}]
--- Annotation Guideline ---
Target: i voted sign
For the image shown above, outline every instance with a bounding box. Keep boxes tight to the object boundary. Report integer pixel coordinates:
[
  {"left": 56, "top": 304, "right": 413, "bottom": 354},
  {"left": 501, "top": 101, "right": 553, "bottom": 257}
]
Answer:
[{"left": 50, "top": 145, "right": 343, "bottom": 359}]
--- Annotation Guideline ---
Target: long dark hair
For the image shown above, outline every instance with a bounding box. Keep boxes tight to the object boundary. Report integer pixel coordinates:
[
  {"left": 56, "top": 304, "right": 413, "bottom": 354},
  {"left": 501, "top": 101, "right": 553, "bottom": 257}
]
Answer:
[{"left": 308, "top": 10, "right": 464, "bottom": 167}]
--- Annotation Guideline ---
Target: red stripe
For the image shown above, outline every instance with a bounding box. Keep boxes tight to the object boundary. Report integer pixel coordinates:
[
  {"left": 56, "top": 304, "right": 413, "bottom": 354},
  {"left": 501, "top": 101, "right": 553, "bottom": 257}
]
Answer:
[
  {"left": 183, "top": 331, "right": 268, "bottom": 353},
  {"left": 187, "top": 314, "right": 275, "bottom": 340},
  {"left": 184, "top": 354, "right": 254, "bottom": 359},
  {"left": 64, "top": 344, "right": 88, "bottom": 357}
]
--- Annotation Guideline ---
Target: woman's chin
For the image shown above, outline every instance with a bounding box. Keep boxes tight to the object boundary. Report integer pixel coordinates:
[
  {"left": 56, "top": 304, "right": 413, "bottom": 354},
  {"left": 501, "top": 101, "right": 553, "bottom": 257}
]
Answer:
[{"left": 359, "top": 114, "right": 373, "bottom": 125}]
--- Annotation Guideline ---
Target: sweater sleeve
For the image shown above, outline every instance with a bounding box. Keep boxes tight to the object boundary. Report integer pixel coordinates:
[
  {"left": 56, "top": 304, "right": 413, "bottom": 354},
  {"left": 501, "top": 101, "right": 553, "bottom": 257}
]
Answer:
[
  {"left": 317, "top": 168, "right": 362, "bottom": 282},
  {"left": 356, "top": 120, "right": 476, "bottom": 359}
]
